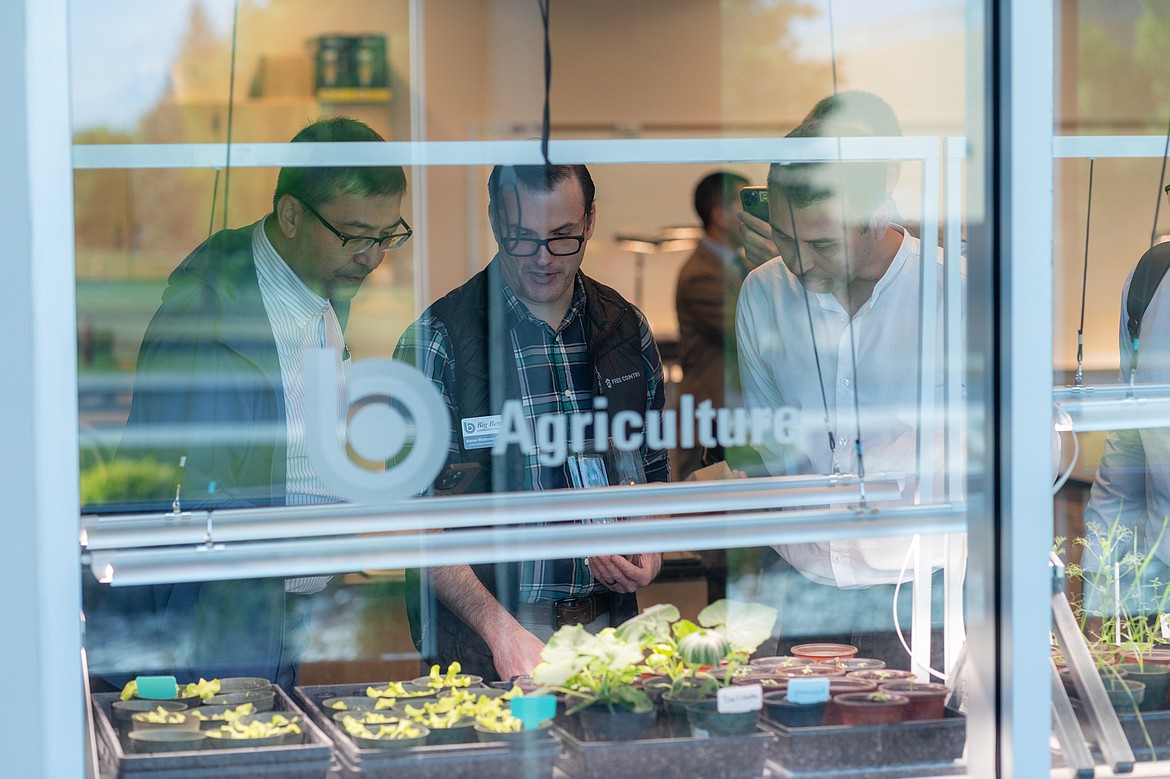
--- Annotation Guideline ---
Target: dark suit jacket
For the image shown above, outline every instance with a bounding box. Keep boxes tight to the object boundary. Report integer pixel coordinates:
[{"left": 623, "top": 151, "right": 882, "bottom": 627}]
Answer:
[{"left": 673, "top": 239, "right": 751, "bottom": 480}]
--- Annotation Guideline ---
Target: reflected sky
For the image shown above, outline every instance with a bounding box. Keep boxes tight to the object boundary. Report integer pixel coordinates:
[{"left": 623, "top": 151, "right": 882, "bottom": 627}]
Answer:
[{"left": 70, "top": 0, "right": 246, "bottom": 132}]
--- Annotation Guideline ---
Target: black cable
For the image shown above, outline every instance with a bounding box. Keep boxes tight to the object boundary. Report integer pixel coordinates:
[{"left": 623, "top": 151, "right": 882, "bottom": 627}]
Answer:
[
  {"left": 827, "top": 0, "right": 839, "bottom": 95},
  {"left": 207, "top": 169, "right": 221, "bottom": 240},
  {"left": 1152, "top": 107, "right": 1170, "bottom": 248},
  {"left": 1075, "top": 159, "right": 1094, "bottom": 386},
  {"left": 786, "top": 195, "right": 839, "bottom": 470},
  {"left": 538, "top": 0, "right": 553, "bottom": 166},
  {"left": 221, "top": 0, "right": 241, "bottom": 231}
]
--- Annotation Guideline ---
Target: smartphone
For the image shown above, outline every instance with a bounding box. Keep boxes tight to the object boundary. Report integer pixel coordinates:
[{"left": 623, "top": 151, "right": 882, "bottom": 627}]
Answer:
[
  {"left": 432, "top": 462, "right": 487, "bottom": 495},
  {"left": 740, "top": 185, "right": 769, "bottom": 222}
]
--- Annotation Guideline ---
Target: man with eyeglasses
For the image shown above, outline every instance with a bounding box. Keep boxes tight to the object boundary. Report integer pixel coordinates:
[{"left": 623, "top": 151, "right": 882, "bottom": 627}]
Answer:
[
  {"left": 108, "top": 117, "right": 409, "bottom": 689},
  {"left": 394, "top": 163, "right": 668, "bottom": 682}
]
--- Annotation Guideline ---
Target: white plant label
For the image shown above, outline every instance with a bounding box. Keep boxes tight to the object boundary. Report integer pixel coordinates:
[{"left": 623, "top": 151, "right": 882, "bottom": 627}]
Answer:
[
  {"left": 1160, "top": 613, "right": 1170, "bottom": 640},
  {"left": 717, "top": 684, "right": 763, "bottom": 714}
]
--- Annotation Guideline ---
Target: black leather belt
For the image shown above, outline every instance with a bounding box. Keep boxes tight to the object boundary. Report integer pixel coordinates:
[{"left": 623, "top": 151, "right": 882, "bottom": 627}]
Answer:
[{"left": 515, "top": 593, "right": 613, "bottom": 628}]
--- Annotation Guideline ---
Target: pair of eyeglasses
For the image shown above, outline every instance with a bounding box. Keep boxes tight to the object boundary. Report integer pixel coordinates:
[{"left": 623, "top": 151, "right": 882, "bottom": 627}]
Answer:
[
  {"left": 299, "top": 199, "right": 412, "bottom": 254},
  {"left": 500, "top": 211, "right": 589, "bottom": 257}
]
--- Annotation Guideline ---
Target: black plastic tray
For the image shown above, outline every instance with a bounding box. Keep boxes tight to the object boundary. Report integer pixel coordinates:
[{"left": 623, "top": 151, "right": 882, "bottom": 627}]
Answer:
[
  {"left": 763, "top": 709, "right": 966, "bottom": 777},
  {"left": 1083, "top": 704, "right": 1170, "bottom": 762},
  {"left": 91, "top": 687, "right": 333, "bottom": 779},
  {"left": 554, "top": 718, "right": 772, "bottom": 779},
  {"left": 294, "top": 683, "right": 559, "bottom": 779}
]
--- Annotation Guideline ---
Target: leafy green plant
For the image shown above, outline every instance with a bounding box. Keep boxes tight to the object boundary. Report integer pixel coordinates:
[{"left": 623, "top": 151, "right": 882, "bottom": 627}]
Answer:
[
  {"left": 668, "top": 599, "right": 778, "bottom": 698},
  {"left": 532, "top": 624, "right": 654, "bottom": 713},
  {"left": 1062, "top": 518, "right": 1170, "bottom": 668}
]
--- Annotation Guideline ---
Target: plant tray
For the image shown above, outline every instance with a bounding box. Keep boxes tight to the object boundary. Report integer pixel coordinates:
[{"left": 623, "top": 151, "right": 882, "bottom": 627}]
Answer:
[
  {"left": 1077, "top": 704, "right": 1170, "bottom": 762},
  {"left": 90, "top": 687, "right": 333, "bottom": 779},
  {"left": 763, "top": 709, "right": 966, "bottom": 777},
  {"left": 554, "top": 720, "right": 772, "bottom": 779},
  {"left": 294, "top": 683, "right": 559, "bottom": 779}
]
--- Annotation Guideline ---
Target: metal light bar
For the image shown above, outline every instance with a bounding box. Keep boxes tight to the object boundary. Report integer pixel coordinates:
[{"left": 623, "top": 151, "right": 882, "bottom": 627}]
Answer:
[
  {"left": 1053, "top": 383, "right": 1170, "bottom": 431},
  {"left": 72, "top": 136, "right": 942, "bottom": 170},
  {"left": 1054, "top": 135, "right": 1170, "bottom": 159},
  {"left": 81, "top": 473, "right": 904, "bottom": 550},
  {"left": 87, "top": 501, "right": 965, "bottom": 587}
]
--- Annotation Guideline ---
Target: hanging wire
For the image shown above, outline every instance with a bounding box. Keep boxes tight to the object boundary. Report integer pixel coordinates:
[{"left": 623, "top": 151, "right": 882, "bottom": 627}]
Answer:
[
  {"left": 538, "top": 0, "right": 553, "bottom": 167},
  {"left": 206, "top": 169, "right": 221, "bottom": 240},
  {"left": 826, "top": 0, "right": 839, "bottom": 95},
  {"left": 1152, "top": 107, "right": 1170, "bottom": 249},
  {"left": 785, "top": 195, "right": 840, "bottom": 473},
  {"left": 220, "top": 0, "right": 241, "bottom": 231},
  {"left": 1075, "top": 159, "right": 1095, "bottom": 387}
]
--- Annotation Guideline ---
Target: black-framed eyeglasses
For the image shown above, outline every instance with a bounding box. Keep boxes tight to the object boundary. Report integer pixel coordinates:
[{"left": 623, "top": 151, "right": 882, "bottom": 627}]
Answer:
[
  {"left": 299, "top": 198, "right": 412, "bottom": 254},
  {"left": 501, "top": 232, "right": 588, "bottom": 257}
]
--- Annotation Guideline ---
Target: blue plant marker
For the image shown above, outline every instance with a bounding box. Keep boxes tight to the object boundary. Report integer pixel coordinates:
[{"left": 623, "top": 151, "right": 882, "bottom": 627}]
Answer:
[
  {"left": 136, "top": 675, "right": 179, "bottom": 700},
  {"left": 510, "top": 695, "right": 556, "bottom": 730},
  {"left": 786, "top": 677, "right": 830, "bottom": 704}
]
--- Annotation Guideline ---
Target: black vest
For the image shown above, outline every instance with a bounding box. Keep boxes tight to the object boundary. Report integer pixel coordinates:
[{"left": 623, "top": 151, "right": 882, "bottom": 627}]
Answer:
[{"left": 408, "top": 263, "right": 648, "bottom": 680}]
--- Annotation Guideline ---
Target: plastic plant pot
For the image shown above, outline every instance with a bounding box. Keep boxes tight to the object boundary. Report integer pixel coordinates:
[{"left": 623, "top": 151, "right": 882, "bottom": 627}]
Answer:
[
  {"left": 846, "top": 669, "right": 918, "bottom": 684},
  {"left": 131, "top": 711, "right": 201, "bottom": 732},
  {"left": 749, "top": 655, "right": 815, "bottom": 671},
  {"left": 833, "top": 692, "right": 910, "bottom": 726},
  {"left": 878, "top": 682, "right": 950, "bottom": 720},
  {"left": 641, "top": 675, "right": 672, "bottom": 706},
  {"left": 732, "top": 673, "right": 789, "bottom": 689},
  {"left": 323, "top": 696, "right": 378, "bottom": 713},
  {"left": 112, "top": 699, "right": 187, "bottom": 725},
  {"left": 576, "top": 704, "right": 656, "bottom": 742},
  {"left": 135, "top": 691, "right": 202, "bottom": 708},
  {"left": 203, "top": 689, "right": 276, "bottom": 711},
  {"left": 774, "top": 665, "right": 846, "bottom": 680},
  {"left": 660, "top": 693, "right": 694, "bottom": 738},
  {"left": 216, "top": 677, "right": 270, "bottom": 694},
  {"left": 1117, "top": 663, "right": 1170, "bottom": 711},
  {"left": 474, "top": 721, "right": 554, "bottom": 745},
  {"left": 814, "top": 657, "right": 886, "bottom": 673},
  {"left": 333, "top": 710, "right": 403, "bottom": 726},
  {"left": 683, "top": 697, "right": 762, "bottom": 737},
  {"left": 424, "top": 719, "right": 478, "bottom": 745},
  {"left": 411, "top": 674, "right": 484, "bottom": 690},
  {"left": 189, "top": 704, "right": 255, "bottom": 730},
  {"left": 1103, "top": 678, "right": 1146, "bottom": 714},
  {"left": 822, "top": 679, "right": 879, "bottom": 725},
  {"left": 127, "top": 729, "right": 208, "bottom": 753},
  {"left": 762, "top": 693, "right": 827, "bottom": 728},
  {"left": 1058, "top": 666, "right": 1128, "bottom": 699},
  {"left": 790, "top": 643, "right": 858, "bottom": 662},
  {"left": 351, "top": 727, "right": 430, "bottom": 750}
]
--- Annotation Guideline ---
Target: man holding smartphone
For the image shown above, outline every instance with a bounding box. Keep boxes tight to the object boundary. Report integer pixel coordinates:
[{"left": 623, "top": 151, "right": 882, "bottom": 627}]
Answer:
[
  {"left": 734, "top": 92, "right": 948, "bottom": 667},
  {"left": 394, "top": 163, "right": 668, "bottom": 682}
]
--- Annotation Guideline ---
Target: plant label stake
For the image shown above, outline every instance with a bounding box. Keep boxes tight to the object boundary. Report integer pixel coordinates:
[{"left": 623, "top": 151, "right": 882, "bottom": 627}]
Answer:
[
  {"left": 716, "top": 684, "right": 762, "bottom": 714},
  {"left": 136, "top": 675, "right": 178, "bottom": 700},
  {"left": 787, "top": 677, "right": 830, "bottom": 704},
  {"left": 510, "top": 695, "right": 556, "bottom": 730}
]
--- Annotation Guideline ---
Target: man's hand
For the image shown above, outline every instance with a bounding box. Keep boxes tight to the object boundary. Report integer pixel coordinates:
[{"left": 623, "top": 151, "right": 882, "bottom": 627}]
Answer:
[
  {"left": 738, "top": 210, "right": 779, "bottom": 269},
  {"left": 590, "top": 553, "right": 662, "bottom": 594},
  {"left": 488, "top": 621, "right": 548, "bottom": 681}
]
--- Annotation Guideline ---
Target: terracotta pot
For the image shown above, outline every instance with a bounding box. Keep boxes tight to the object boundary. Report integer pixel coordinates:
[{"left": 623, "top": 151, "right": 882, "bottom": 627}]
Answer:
[
  {"left": 1120, "top": 647, "right": 1170, "bottom": 668},
  {"left": 813, "top": 657, "right": 886, "bottom": 673},
  {"left": 833, "top": 693, "right": 910, "bottom": 726},
  {"left": 790, "top": 643, "right": 858, "bottom": 662},
  {"left": 774, "top": 665, "right": 846, "bottom": 680},
  {"left": 750, "top": 656, "right": 815, "bottom": 671},
  {"left": 877, "top": 682, "right": 950, "bottom": 720},
  {"left": 846, "top": 669, "right": 918, "bottom": 684},
  {"left": 822, "top": 679, "right": 879, "bottom": 725}
]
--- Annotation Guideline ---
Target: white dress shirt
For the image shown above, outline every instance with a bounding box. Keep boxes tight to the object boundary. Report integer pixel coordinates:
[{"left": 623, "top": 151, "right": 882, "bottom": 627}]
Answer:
[
  {"left": 736, "top": 228, "right": 950, "bottom": 587},
  {"left": 253, "top": 217, "right": 346, "bottom": 594}
]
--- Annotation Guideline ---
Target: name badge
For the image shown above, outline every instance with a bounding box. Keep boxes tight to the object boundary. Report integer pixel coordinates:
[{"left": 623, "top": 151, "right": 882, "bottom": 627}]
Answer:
[{"left": 461, "top": 415, "right": 502, "bottom": 450}]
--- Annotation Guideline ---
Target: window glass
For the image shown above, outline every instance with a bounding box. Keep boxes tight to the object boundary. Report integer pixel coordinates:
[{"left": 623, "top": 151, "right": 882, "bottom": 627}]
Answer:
[{"left": 75, "top": 2, "right": 982, "bottom": 774}]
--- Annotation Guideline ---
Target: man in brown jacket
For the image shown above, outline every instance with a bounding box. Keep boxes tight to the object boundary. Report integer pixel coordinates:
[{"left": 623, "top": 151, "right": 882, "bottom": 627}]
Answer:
[{"left": 673, "top": 171, "right": 752, "bottom": 480}]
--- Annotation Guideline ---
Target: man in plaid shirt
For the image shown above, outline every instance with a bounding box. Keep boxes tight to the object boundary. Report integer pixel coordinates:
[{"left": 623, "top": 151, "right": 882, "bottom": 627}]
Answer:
[{"left": 395, "top": 163, "right": 668, "bottom": 681}]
